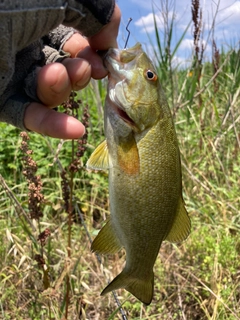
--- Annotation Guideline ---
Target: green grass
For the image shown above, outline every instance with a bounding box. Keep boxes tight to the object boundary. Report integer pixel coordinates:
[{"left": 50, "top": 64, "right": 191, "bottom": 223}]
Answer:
[{"left": 0, "top": 3, "right": 240, "bottom": 319}]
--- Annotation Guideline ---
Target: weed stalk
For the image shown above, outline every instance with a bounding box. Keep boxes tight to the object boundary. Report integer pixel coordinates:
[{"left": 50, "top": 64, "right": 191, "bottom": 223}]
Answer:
[
  {"left": 60, "top": 92, "right": 90, "bottom": 319},
  {"left": 20, "top": 132, "right": 51, "bottom": 289}
]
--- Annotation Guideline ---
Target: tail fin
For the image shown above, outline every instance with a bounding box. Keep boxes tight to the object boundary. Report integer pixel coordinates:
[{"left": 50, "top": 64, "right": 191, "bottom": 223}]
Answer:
[{"left": 101, "top": 269, "right": 154, "bottom": 305}]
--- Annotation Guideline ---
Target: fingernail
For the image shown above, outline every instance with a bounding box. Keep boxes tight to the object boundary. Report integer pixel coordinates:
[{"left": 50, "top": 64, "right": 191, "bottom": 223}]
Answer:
[
  {"left": 75, "top": 77, "right": 90, "bottom": 90},
  {"left": 50, "top": 71, "right": 69, "bottom": 94}
]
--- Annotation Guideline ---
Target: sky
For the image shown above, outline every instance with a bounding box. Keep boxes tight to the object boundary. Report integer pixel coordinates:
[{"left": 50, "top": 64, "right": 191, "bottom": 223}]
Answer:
[{"left": 117, "top": 0, "right": 240, "bottom": 67}]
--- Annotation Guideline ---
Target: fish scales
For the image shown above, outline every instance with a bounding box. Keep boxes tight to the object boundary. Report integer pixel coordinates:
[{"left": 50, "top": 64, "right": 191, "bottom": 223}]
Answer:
[{"left": 87, "top": 43, "right": 191, "bottom": 305}]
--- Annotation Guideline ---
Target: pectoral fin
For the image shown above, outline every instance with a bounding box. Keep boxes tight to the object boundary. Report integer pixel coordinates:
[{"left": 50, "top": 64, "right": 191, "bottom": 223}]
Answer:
[
  {"left": 86, "top": 140, "right": 111, "bottom": 170},
  {"left": 165, "top": 197, "right": 191, "bottom": 243},
  {"left": 91, "top": 219, "right": 122, "bottom": 255},
  {"left": 117, "top": 134, "right": 140, "bottom": 175}
]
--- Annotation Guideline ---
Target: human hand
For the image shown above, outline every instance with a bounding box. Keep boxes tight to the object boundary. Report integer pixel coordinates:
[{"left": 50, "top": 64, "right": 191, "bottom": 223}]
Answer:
[{"left": 24, "top": 4, "right": 121, "bottom": 139}]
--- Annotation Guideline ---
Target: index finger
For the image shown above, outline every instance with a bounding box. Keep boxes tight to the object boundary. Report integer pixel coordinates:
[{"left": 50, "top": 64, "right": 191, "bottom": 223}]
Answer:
[
  {"left": 24, "top": 102, "right": 85, "bottom": 139},
  {"left": 63, "top": 33, "right": 89, "bottom": 58}
]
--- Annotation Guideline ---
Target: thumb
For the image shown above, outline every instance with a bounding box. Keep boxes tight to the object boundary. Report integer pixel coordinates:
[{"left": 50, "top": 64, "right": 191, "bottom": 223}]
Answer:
[{"left": 88, "top": 4, "right": 121, "bottom": 50}]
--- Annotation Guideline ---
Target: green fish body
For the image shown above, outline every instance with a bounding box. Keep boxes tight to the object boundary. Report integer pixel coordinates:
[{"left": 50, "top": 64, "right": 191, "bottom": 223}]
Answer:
[{"left": 87, "top": 43, "right": 190, "bottom": 305}]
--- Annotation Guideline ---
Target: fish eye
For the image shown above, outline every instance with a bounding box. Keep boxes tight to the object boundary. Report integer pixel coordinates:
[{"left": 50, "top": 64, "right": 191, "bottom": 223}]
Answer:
[{"left": 145, "top": 70, "right": 158, "bottom": 81}]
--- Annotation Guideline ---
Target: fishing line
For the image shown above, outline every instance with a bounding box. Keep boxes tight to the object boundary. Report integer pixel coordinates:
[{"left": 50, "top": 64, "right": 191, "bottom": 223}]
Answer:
[
  {"left": 75, "top": 204, "right": 128, "bottom": 320},
  {"left": 124, "top": 18, "right": 132, "bottom": 49}
]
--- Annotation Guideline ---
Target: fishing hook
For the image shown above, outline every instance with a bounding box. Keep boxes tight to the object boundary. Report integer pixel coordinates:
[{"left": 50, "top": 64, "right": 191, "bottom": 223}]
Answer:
[{"left": 124, "top": 18, "right": 132, "bottom": 49}]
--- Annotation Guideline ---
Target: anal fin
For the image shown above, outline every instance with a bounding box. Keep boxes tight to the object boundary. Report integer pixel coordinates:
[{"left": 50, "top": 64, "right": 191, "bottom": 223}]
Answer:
[{"left": 91, "top": 219, "right": 122, "bottom": 255}]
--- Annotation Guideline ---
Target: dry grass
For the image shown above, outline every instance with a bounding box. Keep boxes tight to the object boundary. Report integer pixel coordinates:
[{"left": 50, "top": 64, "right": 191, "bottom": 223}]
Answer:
[{"left": 0, "top": 1, "right": 239, "bottom": 318}]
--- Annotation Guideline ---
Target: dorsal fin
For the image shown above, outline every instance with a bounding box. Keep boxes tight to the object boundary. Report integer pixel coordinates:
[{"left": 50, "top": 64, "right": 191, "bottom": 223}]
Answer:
[{"left": 165, "top": 197, "right": 191, "bottom": 243}]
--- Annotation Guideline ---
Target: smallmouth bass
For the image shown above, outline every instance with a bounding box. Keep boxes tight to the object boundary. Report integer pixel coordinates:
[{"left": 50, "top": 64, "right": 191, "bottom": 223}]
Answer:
[{"left": 87, "top": 43, "right": 190, "bottom": 305}]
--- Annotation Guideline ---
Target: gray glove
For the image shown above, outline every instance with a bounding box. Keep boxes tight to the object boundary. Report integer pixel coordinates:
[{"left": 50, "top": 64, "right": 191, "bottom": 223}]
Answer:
[{"left": 0, "top": 0, "right": 115, "bottom": 130}]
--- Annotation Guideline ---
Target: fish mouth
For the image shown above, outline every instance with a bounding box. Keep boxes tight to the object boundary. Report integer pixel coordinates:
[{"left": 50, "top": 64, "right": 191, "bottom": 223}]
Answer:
[
  {"left": 104, "top": 43, "right": 142, "bottom": 64},
  {"left": 103, "top": 43, "right": 142, "bottom": 71},
  {"left": 115, "top": 106, "right": 135, "bottom": 127},
  {"left": 109, "top": 88, "right": 137, "bottom": 129},
  {"left": 104, "top": 44, "right": 143, "bottom": 131}
]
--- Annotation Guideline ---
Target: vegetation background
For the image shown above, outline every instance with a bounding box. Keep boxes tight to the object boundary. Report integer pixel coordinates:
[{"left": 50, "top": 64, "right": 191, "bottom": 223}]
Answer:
[{"left": 0, "top": 1, "right": 239, "bottom": 319}]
